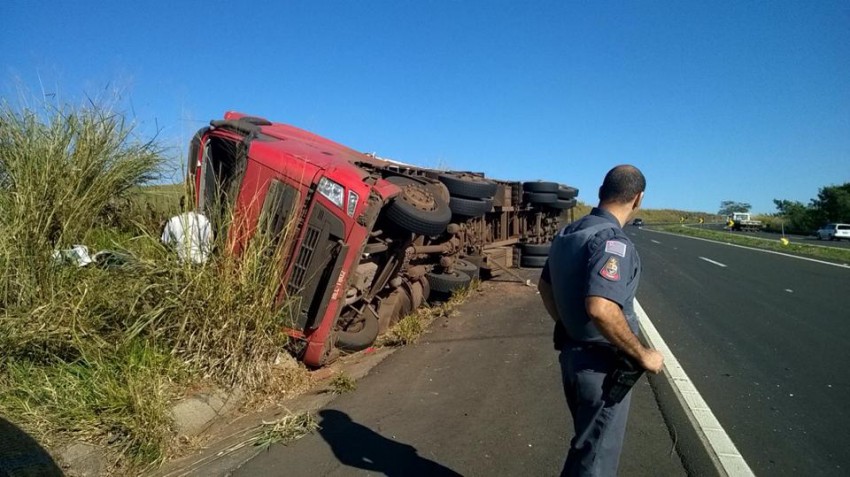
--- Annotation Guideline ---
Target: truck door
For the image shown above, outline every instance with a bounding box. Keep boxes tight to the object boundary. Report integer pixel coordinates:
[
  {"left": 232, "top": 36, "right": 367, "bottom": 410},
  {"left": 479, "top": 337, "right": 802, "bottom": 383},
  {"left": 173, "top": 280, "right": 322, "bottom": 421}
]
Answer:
[{"left": 197, "top": 133, "right": 247, "bottom": 221}]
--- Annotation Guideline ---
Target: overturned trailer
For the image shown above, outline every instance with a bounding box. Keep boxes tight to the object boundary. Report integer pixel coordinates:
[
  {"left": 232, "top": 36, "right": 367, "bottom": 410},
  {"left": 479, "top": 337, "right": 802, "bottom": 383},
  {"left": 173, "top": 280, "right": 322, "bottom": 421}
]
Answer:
[{"left": 188, "top": 112, "right": 578, "bottom": 367}]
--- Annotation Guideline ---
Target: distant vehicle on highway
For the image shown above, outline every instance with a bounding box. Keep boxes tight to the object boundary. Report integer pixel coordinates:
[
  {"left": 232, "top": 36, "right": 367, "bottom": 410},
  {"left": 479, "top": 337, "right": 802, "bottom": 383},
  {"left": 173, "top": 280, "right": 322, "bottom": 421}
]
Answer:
[
  {"left": 727, "top": 212, "right": 763, "bottom": 232},
  {"left": 816, "top": 223, "right": 850, "bottom": 241},
  {"left": 631, "top": 218, "right": 644, "bottom": 226}
]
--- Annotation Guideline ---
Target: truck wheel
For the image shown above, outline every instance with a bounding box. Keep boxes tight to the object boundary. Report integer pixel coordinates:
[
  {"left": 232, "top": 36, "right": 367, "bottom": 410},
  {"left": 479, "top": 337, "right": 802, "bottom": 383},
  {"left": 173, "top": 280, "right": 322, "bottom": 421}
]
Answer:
[
  {"left": 454, "top": 258, "right": 480, "bottom": 279},
  {"left": 384, "top": 176, "right": 452, "bottom": 236},
  {"left": 438, "top": 173, "right": 498, "bottom": 199},
  {"left": 427, "top": 270, "right": 472, "bottom": 293},
  {"left": 550, "top": 198, "right": 577, "bottom": 210},
  {"left": 523, "top": 192, "right": 558, "bottom": 205},
  {"left": 336, "top": 307, "right": 380, "bottom": 352},
  {"left": 557, "top": 186, "right": 578, "bottom": 200},
  {"left": 521, "top": 243, "right": 551, "bottom": 256},
  {"left": 449, "top": 196, "right": 493, "bottom": 217},
  {"left": 523, "top": 181, "right": 559, "bottom": 193},
  {"left": 520, "top": 255, "right": 548, "bottom": 268}
]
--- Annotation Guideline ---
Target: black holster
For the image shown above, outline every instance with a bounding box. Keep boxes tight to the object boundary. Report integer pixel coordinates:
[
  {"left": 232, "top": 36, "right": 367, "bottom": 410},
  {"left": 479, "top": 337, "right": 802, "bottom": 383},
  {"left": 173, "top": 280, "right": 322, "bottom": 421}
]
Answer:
[
  {"left": 602, "top": 352, "right": 645, "bottom": 405},
  {"left": 553, "top": 320, "right": 569, "bottom": 351}
]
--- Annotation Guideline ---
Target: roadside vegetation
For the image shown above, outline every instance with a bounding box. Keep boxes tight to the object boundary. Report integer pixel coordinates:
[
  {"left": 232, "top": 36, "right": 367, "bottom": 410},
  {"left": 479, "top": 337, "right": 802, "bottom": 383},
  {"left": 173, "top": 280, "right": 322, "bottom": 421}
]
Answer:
[
  {"left": 771, "top": 185, "right": 850, "bottom": 234},
  {"left": 381, "top": 281, "right": 477, "bottom": 346},
  {"left": 653, "top": 225, "right": 850, "bottom": 264},
  {"left": 572, "top": 201, "right": 723, "bottom": 224},
  {"left": 329, "top": 373, "right": 357, "bottom": 394},
  {"left": 0, "top": 100, "right": 308, "bottom": 471}
]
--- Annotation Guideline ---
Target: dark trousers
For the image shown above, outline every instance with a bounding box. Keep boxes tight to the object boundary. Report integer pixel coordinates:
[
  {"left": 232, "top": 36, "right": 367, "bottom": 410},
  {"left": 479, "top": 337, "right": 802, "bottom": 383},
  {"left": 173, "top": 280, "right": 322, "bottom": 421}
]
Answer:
[{"left": 559, "top": 344, "right": 633, "bottom": 477}]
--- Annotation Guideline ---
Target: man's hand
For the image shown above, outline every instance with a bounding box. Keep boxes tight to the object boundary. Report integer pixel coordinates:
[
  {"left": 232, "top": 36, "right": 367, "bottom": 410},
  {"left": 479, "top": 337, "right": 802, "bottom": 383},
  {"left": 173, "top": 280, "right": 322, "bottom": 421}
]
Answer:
[
  {"left": 586, "top": 296, "right": 664, "bottom": 372},
  {"left": 639, "top": 349, "right": 664, "bottom": 374}
]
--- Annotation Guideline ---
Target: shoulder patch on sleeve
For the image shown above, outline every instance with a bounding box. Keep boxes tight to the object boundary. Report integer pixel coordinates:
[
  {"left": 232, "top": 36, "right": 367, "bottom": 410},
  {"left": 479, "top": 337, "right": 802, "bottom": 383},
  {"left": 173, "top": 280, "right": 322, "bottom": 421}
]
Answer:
[
  {"left": 599, "top": 257, "right": 621, "bottom": 281},
  {"left": 604, "top": 240, "right": 627, "bottom": 257}
]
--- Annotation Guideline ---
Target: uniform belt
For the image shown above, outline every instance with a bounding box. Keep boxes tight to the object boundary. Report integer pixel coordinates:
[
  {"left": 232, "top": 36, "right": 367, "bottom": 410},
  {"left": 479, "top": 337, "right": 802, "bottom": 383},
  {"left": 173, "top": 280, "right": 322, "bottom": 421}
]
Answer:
[{"left": 564, "top": 339, "right": 618, "bottom": 352}]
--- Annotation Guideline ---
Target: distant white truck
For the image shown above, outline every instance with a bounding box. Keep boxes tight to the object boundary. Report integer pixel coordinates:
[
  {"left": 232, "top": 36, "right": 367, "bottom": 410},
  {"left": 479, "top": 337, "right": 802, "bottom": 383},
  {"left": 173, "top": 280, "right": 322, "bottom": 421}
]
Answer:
[{"left": 727, "top": 212, "right": 763, "bottom": 232}]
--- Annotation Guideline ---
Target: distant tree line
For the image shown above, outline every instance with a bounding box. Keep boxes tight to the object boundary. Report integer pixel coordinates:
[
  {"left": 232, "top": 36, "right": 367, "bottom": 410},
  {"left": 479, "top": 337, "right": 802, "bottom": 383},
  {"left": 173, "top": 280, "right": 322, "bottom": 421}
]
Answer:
[
  {"left": 773, "top": 183, "right": 850, "bottom": 233},
  {"left": 718, "top": 201, "right": 752, "bottom": 216}
]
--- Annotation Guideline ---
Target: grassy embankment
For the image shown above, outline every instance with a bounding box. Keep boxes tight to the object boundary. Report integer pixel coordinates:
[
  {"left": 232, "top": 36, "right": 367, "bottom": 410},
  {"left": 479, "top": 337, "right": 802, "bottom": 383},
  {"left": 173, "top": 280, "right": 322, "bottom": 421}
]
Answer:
[
  {"left": 0, "top": 101, "right": 311, "bottom": 471},
  {"left": 652, "top": 225, "right": 850, "bottom": 264}
]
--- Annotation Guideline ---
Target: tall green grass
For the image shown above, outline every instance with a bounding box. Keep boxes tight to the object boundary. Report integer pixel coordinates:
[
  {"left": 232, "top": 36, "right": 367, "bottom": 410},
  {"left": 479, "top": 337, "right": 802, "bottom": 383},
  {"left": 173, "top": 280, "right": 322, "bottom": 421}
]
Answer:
[{"left": 0, "top": 100, "right": 306, "bottom": 469}]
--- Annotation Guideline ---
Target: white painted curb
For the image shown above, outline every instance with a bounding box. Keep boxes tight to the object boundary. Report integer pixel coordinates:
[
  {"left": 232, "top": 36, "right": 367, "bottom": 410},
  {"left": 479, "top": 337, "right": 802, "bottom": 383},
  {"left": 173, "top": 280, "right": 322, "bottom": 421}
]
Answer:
[{"left": 635, "top": 299, "right": 755, "bottom": 477}]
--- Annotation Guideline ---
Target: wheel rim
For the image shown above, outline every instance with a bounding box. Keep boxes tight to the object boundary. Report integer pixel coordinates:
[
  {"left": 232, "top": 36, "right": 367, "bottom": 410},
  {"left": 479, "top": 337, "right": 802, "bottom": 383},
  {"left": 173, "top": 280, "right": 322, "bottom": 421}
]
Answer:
[{"left": 399, "top": 183, "right": 439, "bottom": 212}]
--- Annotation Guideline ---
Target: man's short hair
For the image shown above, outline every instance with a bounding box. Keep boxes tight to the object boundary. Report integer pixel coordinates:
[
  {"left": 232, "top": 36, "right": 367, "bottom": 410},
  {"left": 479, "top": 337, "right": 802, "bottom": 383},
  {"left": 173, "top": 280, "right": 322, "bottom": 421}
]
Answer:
[{"left": 598, "top": 165, "right": 646, "bottom": 204}]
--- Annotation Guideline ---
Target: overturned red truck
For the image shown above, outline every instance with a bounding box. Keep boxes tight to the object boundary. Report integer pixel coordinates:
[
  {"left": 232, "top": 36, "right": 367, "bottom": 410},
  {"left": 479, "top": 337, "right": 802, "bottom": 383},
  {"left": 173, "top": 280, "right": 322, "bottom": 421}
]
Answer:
[{"left": 188, "top": 112, "right": 578, "bottom": 367}]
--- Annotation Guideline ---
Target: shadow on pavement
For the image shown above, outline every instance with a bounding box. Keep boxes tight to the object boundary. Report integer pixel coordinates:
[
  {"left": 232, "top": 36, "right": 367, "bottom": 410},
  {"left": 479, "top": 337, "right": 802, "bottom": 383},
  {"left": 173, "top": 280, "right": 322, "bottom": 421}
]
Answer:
[
  {"left": 0, "top": 416, "right": 63, "bottom": 476},
  {"left": 318, "top": 409, "right": 460, "bottom": 477}
]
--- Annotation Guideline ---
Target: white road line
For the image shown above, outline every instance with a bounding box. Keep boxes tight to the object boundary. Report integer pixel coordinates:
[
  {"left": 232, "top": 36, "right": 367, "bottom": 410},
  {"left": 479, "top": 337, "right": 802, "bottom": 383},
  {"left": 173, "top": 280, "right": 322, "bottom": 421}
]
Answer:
[
  {"left": 645, "top": 228, "right": 850, "bottom": 270},
  {"left": 651, "top": 239, "right": 661, "bottom": 244},
  {"left": 699, "top": 257, "right": 727, "bottom": 268},
  {"left": 635, "top": 300, "right": 755, "bottom": 476}
]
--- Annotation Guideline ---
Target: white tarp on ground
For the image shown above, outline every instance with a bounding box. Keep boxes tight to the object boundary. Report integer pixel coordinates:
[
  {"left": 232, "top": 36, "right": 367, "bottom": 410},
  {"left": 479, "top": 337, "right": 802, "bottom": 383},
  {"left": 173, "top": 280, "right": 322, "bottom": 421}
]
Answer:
[
  {"left": 51, "top": 245, "right": 94, "bottom": 266},
  {"left": 161, "top": 212, "right": 213, "bottom": 264}
]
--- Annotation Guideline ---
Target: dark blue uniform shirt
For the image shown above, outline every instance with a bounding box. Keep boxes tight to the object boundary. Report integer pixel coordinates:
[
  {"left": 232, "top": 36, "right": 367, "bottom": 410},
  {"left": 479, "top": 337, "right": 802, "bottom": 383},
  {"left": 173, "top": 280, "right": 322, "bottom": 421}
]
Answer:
[{"left": 542, "top": 207, "right": 642, "bottom": 343}]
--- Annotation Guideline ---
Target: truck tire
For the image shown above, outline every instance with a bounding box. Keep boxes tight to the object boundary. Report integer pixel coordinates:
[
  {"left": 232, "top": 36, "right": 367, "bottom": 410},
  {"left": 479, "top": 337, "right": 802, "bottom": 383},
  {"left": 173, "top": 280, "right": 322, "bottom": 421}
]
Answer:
[
  {"left": 557, "top": 186, "right": 578, "bottom": 200},
  {"left": 522, "top": 181, "right": 559, "bottom": 193},
  {"left": 449, "top": 196, "right": 493, "bottom": 217},
  {"left": 336, "top": 308, "right": 379, "bottom": 352},
  {"left": 454, "top": 258, "right": 480, "bottom": 279},
  {"left": 523, "top": 192, "right": 558, "bottom": 205},
  {"left": 550, "top": 198, "right": 577, "bottom": 210},
  {"left": 427, "top": 270, "right": 472, "bottom": 293},
  {"left": 438, "top": 173, "right": 498, "bottom": 199},
  {"left": 520, "top": 255, "right": 548, "bottom": 268},
  {"left": 521, "top": 243, "right": 551, "bottom": 256},
  {"left": 384, "top": 176, "right": 452, "bottom": 236}
]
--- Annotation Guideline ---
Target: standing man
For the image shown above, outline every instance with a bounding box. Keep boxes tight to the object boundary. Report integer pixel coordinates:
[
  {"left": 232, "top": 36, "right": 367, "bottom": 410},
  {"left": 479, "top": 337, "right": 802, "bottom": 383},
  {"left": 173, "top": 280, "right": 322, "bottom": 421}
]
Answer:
[{"left": 538, "top": 165, "right": 664, "bottom": 476}]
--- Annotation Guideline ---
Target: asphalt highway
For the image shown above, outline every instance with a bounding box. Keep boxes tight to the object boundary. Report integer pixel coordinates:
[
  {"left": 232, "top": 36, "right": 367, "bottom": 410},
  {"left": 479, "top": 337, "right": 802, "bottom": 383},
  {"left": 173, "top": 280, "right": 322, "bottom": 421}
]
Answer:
[
  {"left": 232, "top": 270, "right": 684, "bottom": 476},
  {"left": 630, "top": 227, "right": 850, "bottom": 476}
]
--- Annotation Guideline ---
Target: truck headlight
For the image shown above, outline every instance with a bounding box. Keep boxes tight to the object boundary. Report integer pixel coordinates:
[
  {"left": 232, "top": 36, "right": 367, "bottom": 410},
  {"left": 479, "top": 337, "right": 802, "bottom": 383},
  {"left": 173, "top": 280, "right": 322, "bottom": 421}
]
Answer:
[
  {"left": 317, "top": 177, "right": 345, "bottom": 209},
  {"left": 347, "top": 191, "right": 359, "bottom": 217}
]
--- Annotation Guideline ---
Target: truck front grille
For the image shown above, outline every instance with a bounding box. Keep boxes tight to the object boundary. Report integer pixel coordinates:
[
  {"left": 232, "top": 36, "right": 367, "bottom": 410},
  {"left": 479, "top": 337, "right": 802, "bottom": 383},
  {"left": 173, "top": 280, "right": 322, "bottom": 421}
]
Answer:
[
  {"left": 285, "top": 203, "right": 346, "bottom": 330},
  {"left": 287, "top": 226, "right": 321, "bottom": 295}
]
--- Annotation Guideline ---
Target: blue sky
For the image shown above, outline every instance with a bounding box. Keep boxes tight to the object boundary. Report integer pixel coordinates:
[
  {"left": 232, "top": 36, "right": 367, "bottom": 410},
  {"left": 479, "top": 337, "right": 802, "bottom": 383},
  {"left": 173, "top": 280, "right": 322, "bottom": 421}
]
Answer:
[{"left": 3, "top": 1, "right": 848, "bottom": 214}]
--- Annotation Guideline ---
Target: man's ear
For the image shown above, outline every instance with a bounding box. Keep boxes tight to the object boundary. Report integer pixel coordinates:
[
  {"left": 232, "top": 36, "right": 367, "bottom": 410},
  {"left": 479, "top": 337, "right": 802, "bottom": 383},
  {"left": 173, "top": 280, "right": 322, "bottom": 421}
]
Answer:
[{"left": 633, "top": 192, "right": 644, "bottom": 210}]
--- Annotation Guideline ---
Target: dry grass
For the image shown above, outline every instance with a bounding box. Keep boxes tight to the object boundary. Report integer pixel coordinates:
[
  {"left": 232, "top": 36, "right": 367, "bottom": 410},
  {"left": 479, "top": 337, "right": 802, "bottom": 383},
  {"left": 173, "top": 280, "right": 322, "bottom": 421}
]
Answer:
[
  {"left": 253, "top": 411, "right": 319, "bottom": 451},
  {"left": 381, "top": 280, "right": 478, "bottom": 346},
  {"left": 0, "top": 100, "right": 303, "bottom": 469},
  {"left": 329, "top": 373, "right": 357, "bottom": 394}
]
